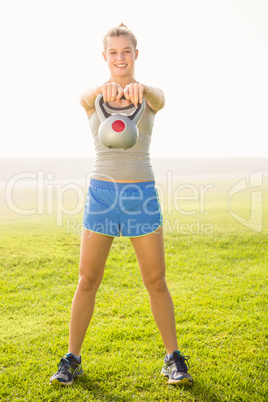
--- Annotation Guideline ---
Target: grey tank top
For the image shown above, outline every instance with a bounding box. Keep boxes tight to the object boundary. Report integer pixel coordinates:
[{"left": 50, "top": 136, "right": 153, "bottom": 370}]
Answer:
[{"left": 88, "top": 101, "right": 157, "bottom": 181}]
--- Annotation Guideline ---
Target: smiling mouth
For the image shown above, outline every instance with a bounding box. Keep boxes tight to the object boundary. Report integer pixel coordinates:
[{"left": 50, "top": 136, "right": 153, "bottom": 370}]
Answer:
[{"left": 115, "top": 64, "right": 127, "bottom": 68}]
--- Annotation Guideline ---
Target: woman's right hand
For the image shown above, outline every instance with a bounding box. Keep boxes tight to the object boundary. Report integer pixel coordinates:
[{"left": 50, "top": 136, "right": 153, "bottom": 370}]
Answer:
[{"left": 96, "top": 82, "right": 124, "bottom": 103}]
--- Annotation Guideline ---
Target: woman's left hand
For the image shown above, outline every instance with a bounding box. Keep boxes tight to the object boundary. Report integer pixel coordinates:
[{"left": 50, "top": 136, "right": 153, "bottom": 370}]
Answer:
[{"left": 124, "top": 83, "right": 144, "bottom": 106}]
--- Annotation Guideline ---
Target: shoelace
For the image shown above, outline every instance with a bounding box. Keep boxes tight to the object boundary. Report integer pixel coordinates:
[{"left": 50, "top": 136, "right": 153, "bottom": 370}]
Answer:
[
  {"left": 57, "top": 358, "right": 71, "bottom": 373},
  {"left": 173, "top": 353, "right": 190, "bottom": 373}
]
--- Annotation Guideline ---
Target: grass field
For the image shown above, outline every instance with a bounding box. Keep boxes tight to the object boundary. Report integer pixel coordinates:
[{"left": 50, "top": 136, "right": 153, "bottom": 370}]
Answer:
[{"left": 0, "top": 176, "right": 267, "bottom": 401}]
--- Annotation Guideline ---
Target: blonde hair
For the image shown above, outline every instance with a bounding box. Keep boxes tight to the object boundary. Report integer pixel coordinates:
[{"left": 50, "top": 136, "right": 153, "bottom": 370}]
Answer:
[{"left": 103, "top": 23, "right": 137, "bottom": 52}]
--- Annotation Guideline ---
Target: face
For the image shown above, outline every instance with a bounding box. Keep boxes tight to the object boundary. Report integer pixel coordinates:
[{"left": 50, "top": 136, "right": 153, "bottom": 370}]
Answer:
[{"left": 102, "top": 35, "right": 138, "bottom": 78}]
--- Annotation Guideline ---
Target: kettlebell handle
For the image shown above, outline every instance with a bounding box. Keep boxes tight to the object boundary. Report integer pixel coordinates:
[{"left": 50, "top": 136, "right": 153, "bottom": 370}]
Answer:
[{"left": 96, "top": 93, "right": 145, "bottom": 121}]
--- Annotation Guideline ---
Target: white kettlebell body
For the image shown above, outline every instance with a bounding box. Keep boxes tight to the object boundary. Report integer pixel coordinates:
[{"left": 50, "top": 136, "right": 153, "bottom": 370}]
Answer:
[{"left": 95, "top": 94, "right": 145, "bottom": 150}]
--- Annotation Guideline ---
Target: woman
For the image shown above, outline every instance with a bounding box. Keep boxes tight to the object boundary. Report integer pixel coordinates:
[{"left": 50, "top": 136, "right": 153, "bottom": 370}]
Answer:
[{"left": 50, "top": 24, "right": 193, "bottom": 387}]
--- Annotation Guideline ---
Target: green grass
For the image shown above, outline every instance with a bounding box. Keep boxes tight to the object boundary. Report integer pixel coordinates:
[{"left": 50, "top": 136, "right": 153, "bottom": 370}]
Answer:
[{"left": 0, "top": 178, "right": 268, "bottom": 401}]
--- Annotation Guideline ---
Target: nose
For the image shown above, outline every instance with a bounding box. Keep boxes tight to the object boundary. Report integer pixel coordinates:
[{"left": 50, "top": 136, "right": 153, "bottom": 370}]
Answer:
[{"left": 117, "top": 52, "right": 125, "bottom": 60}]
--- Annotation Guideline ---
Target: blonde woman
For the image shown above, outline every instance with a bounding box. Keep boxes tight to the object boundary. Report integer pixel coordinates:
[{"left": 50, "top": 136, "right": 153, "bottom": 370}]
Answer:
[{"left": 50, "top": 24, "right": 193, "bottom": 387}]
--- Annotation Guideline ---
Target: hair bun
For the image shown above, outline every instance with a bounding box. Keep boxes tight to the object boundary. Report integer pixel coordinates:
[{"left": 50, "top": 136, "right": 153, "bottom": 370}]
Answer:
[{"left": 118, "top": 22, "right": 128, "bottom": 29}]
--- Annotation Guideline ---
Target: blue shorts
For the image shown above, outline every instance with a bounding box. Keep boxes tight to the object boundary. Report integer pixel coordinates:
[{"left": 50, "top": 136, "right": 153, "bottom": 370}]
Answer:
[{"left": 83, "top": 179, "right": 163, "bottom": 237}]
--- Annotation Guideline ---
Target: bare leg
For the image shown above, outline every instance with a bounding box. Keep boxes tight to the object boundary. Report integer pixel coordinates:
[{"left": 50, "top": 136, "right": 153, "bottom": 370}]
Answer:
[
  {"left": 68, "top": 229, "right": 114, "bottom": 356},
  {"left": 130, "top": 227, "right": 178, "bottom": 355}
]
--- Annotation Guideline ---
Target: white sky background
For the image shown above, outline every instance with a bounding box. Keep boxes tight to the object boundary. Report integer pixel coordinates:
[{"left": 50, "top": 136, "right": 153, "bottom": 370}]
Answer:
[{"left": 0, "top": 0, "right": 267, "bottom": 158}]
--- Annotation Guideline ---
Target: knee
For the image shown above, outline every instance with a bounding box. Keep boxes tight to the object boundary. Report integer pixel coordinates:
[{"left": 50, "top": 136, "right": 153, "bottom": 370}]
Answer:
[
  {"left": 78, "top": 266, "right": 102, "bottom": 293},
  {"left": 143, "top": 275, "right": 167, "bottom": 294},
  {"left": 78, "top": 275, "right": 100, "bottom": 293}
]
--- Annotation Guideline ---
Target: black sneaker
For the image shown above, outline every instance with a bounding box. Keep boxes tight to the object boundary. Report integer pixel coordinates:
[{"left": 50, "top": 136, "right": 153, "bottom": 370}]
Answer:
[
  {"left": 49, "top": 353, "right": 83, "bottom": 386},
  {"left": 161, "top": 351, "right": 193, "bottom": 385}
]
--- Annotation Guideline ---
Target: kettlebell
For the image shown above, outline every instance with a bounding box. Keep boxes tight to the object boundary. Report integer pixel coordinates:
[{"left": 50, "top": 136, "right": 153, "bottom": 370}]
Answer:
[{"left": 95, "top": 93, "right": 145, "bottom": 150}]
